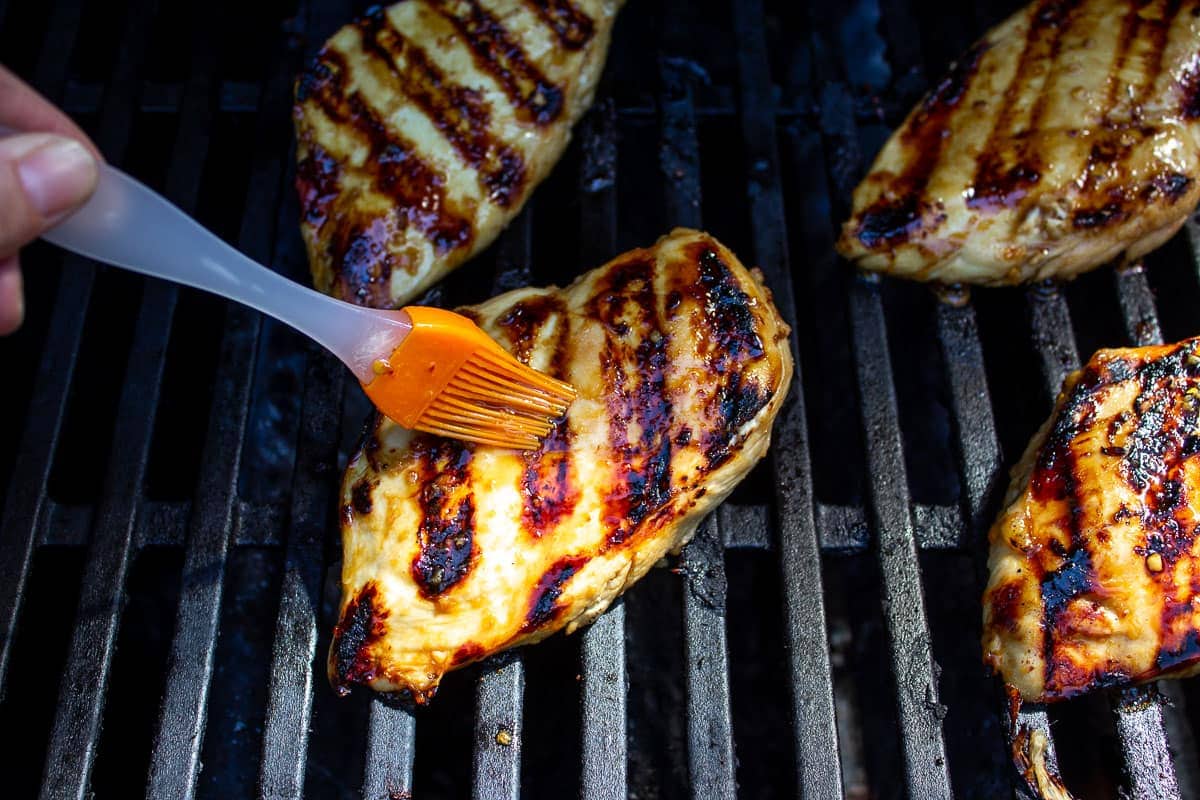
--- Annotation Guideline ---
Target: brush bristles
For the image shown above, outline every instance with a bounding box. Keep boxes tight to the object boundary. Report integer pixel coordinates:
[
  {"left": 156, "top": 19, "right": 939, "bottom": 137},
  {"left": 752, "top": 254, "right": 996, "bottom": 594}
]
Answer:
[{"left": 413, "top": 349, "right": 577, "bottom": 451}]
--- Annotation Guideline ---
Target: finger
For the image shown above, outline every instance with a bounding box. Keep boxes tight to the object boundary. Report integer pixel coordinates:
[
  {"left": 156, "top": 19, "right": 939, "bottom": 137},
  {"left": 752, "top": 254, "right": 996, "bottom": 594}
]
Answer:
[
  {"left": 0, "top": 65, "right": 101, "bottom": 161},
  {"left": 0, "top": 132, "right": 98, "bottom": 256},
  {"left": 0, "top": 254, "right": 23, "bottom": 335}
]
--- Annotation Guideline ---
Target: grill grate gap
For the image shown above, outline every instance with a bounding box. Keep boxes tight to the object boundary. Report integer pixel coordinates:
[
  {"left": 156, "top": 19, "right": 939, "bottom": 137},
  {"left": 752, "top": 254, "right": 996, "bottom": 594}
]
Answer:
[
  {"left": 90, "top": 547, "right": 184, "bottom": 797},
  {"left": 725, "top": 550, "right": 798, "bottom": 797},
  {"left": 198, "top": 546, "right": 286, "bottom": 800},
  {"left": 624, "top": 566, "right": 689, "bottom": 800},
  {"left": 919, "top": 550, "right": 1012, "bottom": 798},
  {"left": 410, "top": 668, "right": 476, "bottom": 800},
  {"left": 823, "top": 552, "right": 904, "bottom": 798},
  {"left": 780, "top": 125, "right": 865, "bottom": 509},
  {"left": 1047, "top": 697, "right": 1123, "bottom": 800},
  {"left": 0, "top": 547, "right": 87, "bottom": 797},
  {"left": 880, "top": 281, "right": 960, "bottom": 506}
]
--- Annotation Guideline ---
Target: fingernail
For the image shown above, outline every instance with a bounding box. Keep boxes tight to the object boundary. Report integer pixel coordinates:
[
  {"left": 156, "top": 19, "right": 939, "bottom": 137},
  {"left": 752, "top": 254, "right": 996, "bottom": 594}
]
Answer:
[{"left": 14, "top": 137, "right": 97, "bottom": 219}]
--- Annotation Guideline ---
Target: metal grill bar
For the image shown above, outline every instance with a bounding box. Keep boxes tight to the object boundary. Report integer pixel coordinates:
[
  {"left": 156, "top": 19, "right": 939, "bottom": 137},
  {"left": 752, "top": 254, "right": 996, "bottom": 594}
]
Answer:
[
  {"left": 936, "top": 301, "right": 1003, "bottom": 531},
  {"left": 472, "top": 652, "right": 525, "bottom": 800},
  {"left": 40, "top": 5, "right": 209, "bottom": 796},
  {"left": 733, "top": 1, "right": 843, "bottom": 795},
  {"left": 847, "top": 276, "right": 953, "bottom": 799},
  {"left": 1114, "top": 264, "right": 1164, "bottom": 347},
  {"left": 257, "top": 3, "right": 349, "bottom": 793},
  {"left": 806, "top": 5, "right": 952, "bottom": 792},
  {"left": 145, "top": 27, "right": 295, "bottom": 798},
  {"left": 680, "top": 517, "right": 736, "bottom": 798},
  {"left": 0, "top": 0, "right": 93, "bottom": 695},
  {"left": 362, "top": 699, "right": 417, "bottom": 800},
  {"left": 257, "top": 349, "right": 344, "bottom": 800},
  {"left": 576, "top": 96, "right": 628, "bottom": 800},
  {"left": 1114, "top": 685, "right": 1181, "bottom": 800},
  {"left": 658, "top": 38, "right": 738, "bottom": 798}
]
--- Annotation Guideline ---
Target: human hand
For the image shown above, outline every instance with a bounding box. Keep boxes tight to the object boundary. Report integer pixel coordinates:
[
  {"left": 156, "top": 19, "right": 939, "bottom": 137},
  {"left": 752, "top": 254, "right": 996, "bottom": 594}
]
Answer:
[{"left": 0, "top": 65, "right": 101, "bottom": 335}]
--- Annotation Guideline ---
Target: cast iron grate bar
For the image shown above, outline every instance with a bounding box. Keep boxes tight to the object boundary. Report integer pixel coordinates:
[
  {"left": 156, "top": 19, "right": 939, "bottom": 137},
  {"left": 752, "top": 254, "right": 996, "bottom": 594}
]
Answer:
[
  {"left": 733, "top": 1, "right": 843, "bottom": 795},
  {"left": 362, "top": 698, "right": 417, "bottom": 800},
  {"left": 659, "top": 39, "right": 738, "bottom": 799},
  {"left": 469, "top": 211, "right": 534, "bottom": 800},
  {"left": 680, "top": 517, "right": 736, "bottom": 799},
  {"left": 1106, "top": 265, "right": 1181, "bottom": 799},
  {"left": 846, "top": 274, "right": 953, "bottom": 799},
  {"left": 0, "top": 0, "right": 97, "bottom": 695},
  {"left": 40, "top": 4, "right": 209, "bottom": 797},
  {"left": 472, "top": 651, "right": 525, "bottom": 800},
  {"left": 935, "top": 297, "right": 1003, "bottom": 534},
  {"left": 257, "top": 2, "right": 349, "bottom": 793},
  {"left": 806, "top": 11, "right": 952, "bottom": 797},
  {"left": 145, "top": 24, "right": 295, "bottom": 798},
  {"left": 1114, "top": 263, "right": 1164, "bottom": 348},
  {"left": 257, "top": 347, "right": 344, "bottom": 800},
  {"left": 576, "top": 96, "right": 628, "bottom": 800}
]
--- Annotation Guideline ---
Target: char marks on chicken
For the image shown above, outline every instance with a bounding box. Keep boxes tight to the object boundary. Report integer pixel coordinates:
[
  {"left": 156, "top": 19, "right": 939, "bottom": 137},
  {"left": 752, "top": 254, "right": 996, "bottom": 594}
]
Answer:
[
  {"left": 984, "top": 337, "right": 1200, "bottom": 701},
  {"left": 329, "top": 229, "right": 793, "bottom": 703},
  {"left": 294, "top": 0, "right": 623, "bottom": 307},
  {"left": 838, "top": 0, "right": 1200, "bottom": 285}
]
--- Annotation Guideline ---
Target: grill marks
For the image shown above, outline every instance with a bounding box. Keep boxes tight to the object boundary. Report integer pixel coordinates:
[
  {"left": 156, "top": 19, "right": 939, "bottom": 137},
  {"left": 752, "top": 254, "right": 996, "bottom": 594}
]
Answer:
[
  {"left": 522, "top": 0, "right": 595, "bottom": 50},
  {"left": 297, "top": 48, "right": 474, "bottom": 304},
  {"left": 685, "top": 245, "right": 769, "bottom": 467},
  {"left": 294, "top": 141, "right": 341, "bottom": 231},
  {"left": 331, "top": 583, "right": 389, "bottom": 695},
  {"left": 497, "top": 296, "right": 581, "bottom": 537},
  {"left": 1028, "top": 341, "right": 1200, "bottom": 696},
  {"left": 968, "top": 0, "right": 1082, "bottom": 211},
  {"left": 430, "top": 0, "right": 566, "bottom": 125},
  {"left": 1073, "top": 0, "right": 1189, "bottom": 226},
  {"left": 588, "top": 255, "right": 676, "bottom": 548},
  {"left": 854, "top": 41, "right": 988, "bottom": 248},
  {"left": 411, "top": 438, "right": 477, "bottom": 598},
  {"left": 523, "top": 556, "right": 588, "bottom": 631},
  {"left": 855, "top": 0, "right": 1200, "bottom": 257},
  {"left": 355, "top": 7, "right": 527, "bottom": 207}
]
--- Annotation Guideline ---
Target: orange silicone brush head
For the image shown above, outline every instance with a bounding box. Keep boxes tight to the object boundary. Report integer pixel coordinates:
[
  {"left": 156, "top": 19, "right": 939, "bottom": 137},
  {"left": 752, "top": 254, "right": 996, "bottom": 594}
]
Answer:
[{"left": 361, "top": 306, "right": 576, "bottom": 449}]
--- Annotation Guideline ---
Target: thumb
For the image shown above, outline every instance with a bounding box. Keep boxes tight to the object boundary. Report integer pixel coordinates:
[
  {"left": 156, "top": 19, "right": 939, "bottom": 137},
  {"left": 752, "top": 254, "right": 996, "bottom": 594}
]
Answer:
[{"left": 0, "top": 132, "right": 97, "bottom": 257}]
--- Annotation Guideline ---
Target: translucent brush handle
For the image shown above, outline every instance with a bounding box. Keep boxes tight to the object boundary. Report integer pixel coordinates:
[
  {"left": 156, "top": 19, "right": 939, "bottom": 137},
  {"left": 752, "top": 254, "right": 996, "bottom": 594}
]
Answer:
[{"left": 42, "top": 162, "right": 410, "bottom": 382}]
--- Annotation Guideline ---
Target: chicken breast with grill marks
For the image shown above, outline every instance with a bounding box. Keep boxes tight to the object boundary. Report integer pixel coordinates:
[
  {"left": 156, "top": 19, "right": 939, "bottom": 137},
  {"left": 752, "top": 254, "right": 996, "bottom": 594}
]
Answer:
[
  {"left": 838, "top": 0, "right": 1200, "bottom": 285},
  {"left": 984, "top": 337, "right": 1200, "bottom": 702},
  {"left": 329, "top": 229, "right": 792, "bottom": 702},
  {"left": 294, "top": 0, "right": 622, "bottom": 308}
]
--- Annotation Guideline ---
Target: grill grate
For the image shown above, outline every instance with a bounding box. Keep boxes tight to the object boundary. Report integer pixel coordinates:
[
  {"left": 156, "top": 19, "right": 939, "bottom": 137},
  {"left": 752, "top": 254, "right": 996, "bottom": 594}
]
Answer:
[{"left": 3, "top": 0, "right": 1200, "bottom": 798}]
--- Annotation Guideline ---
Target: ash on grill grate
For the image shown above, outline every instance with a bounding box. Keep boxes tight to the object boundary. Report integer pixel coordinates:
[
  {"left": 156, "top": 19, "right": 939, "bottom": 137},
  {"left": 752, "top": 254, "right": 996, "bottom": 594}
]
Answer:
[{"left": 4, "top": 1, "right": 1200, "bottom": 799}]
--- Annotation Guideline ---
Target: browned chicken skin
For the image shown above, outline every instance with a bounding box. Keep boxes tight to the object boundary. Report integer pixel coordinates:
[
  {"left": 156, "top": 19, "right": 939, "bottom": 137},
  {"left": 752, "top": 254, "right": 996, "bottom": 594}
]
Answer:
[
  {"left": 838, "top": 0, "right": 1200, "bottom": 285},
  {"left": 330, "top": 229, "right": 793, "bottom": 702},
  {"left": 294, "top": 0, "right": 621, "bottom": 307},
  {"left": 984, "top": 337, "right": 1200, "bottom": 702}
]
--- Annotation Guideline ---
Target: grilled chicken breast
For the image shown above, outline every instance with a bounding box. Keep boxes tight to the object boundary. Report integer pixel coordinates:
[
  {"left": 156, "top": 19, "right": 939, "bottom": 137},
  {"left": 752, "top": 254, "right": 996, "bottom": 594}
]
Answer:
[
  {"left": 838, "top": 0, "right": 1200, "bottom": 285},
  {"left": 294, "top": 0, "right": 622, "bottom": 307},
  {"left": 329, "top": 229, "right": 792, "bottom": 702},
  {"left": 983, "top": 337, "right": 1200, "bottom": 702}
]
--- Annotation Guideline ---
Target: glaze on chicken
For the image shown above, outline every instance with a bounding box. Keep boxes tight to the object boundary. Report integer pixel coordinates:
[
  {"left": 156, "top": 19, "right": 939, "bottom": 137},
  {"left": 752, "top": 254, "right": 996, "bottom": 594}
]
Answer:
[
  {"left": 838, "top": 0, "right": 1200, "bottom": 285},
  {"left": 329, "top": 229, "right": 792, "bottom": 702},
  {"left": 984, "top": 337, "right": 1200, "bottom": 702},
  {"left": 294, "top": 0, "right": 622, "bottom": 307}
]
